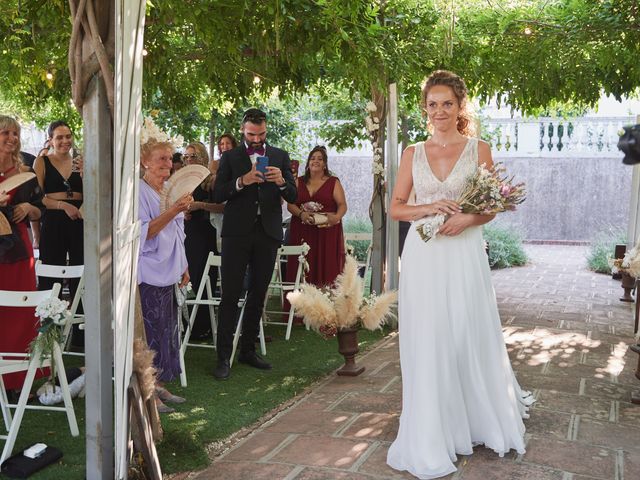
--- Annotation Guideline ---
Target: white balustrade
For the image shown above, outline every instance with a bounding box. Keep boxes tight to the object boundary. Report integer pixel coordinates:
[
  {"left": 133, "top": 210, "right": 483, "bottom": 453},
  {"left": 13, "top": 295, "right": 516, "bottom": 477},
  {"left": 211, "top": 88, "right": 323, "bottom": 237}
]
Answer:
[{"left": 486, "top": 116, "right": 634, "bottom": 157}]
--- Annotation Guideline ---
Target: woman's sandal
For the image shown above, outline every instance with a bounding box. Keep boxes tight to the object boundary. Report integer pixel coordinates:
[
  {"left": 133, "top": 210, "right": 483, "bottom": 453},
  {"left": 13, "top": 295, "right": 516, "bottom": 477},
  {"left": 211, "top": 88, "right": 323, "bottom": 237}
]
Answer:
[{"left": 155, "top": 387, "right": 186, "bottom": 404}]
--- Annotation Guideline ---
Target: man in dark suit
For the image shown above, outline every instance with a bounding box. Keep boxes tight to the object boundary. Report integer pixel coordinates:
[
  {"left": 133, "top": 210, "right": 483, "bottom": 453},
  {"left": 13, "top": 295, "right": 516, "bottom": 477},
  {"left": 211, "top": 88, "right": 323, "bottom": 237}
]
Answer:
[{"left": 211, "top": 108, "right": 297, "bottom": 379}]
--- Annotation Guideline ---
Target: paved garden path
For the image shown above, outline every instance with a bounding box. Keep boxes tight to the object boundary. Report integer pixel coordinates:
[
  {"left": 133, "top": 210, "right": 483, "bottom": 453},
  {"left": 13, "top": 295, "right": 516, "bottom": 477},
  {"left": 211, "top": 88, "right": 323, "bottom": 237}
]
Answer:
[{"left": 187, "top": 245, "right": 640, "bottom": 480}]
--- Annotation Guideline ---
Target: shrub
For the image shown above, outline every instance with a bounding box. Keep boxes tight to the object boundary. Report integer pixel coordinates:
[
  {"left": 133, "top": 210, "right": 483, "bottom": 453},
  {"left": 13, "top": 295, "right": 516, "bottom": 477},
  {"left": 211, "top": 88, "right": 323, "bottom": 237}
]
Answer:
[
  {"left": 483, "top": 225, "right": 528, "bottom": 269},
  {"left": 586, "top": 228, "right": 626, "bottom": 274},
  {"left": 343, "top": 217, "right": 372, "bottom": 262}
]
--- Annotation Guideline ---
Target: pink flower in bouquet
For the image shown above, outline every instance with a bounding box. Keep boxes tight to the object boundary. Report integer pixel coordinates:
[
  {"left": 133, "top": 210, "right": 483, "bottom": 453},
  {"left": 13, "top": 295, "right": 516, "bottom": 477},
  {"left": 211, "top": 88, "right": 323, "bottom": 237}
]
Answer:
[
  {"left": 500, "top": 184, "right": 512, "bottom": 197},
  {"left": 301, "top": 201, "right": 324, "bottom": 213}
]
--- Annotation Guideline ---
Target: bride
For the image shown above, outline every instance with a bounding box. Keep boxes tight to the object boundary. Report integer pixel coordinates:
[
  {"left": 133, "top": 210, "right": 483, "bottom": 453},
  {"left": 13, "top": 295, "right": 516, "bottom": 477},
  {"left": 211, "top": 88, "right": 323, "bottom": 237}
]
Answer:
[{"left": 386, "top": 70, "right": 533, "bottom": 479}]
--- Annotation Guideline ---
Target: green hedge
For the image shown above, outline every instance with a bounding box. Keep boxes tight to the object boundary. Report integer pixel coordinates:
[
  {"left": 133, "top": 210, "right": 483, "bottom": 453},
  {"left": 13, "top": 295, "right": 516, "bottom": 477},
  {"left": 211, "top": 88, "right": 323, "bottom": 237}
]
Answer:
[
  {"left": 343, "top": 217, "right": 372, "bottom": 262},
  {"left": 586, "top": 228, "right": 626, "bottom": 274},
  {"left": 483, "top": 224, "right": 528, "bottom": 269}
]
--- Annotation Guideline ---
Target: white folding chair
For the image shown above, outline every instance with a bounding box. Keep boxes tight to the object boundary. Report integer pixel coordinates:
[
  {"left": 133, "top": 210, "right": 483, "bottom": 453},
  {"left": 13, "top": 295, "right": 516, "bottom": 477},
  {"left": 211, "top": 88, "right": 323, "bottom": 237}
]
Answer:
[
  {"left": 35, "top": 261, "right": 85, "bottom": 355},
  {"left": 0, "top": 284, "right": 79, "bottom": 464},
  {"left": 178, "top": 253, "right": 265, "bottom": 386},
  {"left": 262, "top": 243, "right": 310, "bottom": 340},
  {"left": 344, "top": 233, "right": 372, "bottom": 294}
]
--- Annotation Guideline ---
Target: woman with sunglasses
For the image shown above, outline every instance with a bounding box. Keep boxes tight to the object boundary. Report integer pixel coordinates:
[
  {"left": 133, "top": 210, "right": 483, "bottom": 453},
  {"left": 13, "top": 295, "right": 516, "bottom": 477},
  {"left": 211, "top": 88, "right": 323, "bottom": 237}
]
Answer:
[{"left": 33, "top": 120, "right": 84, "bottom": 335}]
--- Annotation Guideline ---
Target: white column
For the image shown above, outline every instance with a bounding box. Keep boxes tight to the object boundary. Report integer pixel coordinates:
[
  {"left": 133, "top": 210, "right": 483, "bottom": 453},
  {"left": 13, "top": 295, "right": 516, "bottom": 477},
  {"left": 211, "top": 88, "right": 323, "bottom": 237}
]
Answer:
[
  {"left": 385, "top": 83, "right": 399, "bottom": 291},
  {"left": 517, "top": 121, "right": 540, "bottom": 156}
]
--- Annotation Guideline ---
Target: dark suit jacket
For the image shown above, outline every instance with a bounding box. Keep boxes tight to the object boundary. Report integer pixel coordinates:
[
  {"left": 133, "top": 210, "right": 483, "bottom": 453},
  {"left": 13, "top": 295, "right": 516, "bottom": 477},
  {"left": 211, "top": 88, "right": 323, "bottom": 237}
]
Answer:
[{"left": 212, "top": 144, "right": 297, "bottom": 241}]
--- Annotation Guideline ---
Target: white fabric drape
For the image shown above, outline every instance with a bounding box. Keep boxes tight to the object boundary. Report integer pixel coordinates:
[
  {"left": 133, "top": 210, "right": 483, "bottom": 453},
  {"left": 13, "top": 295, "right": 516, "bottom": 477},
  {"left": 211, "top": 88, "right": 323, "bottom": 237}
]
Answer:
[{"left": 114, "top": 1, "right": 146, "bottom": 478}]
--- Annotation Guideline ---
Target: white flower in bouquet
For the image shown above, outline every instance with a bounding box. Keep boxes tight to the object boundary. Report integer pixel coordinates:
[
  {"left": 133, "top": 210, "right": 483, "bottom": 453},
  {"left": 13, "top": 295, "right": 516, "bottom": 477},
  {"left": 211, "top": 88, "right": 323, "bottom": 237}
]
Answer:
[{"left": 35, "top": 297, "right": 69, "bottom": 326}]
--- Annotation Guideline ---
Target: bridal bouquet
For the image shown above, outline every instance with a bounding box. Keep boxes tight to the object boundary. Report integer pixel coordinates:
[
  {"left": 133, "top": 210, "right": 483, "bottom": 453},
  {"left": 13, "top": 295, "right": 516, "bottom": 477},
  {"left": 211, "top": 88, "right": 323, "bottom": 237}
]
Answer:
[
  {"left": 301, "top": 201, "right": 327, "bottom": 225},
  {"left": 287, "top": 256, "right": 397, "bottom": 338},
  {"left": 416, "top": 163, "right": 526, "bottom": 243},
  {"left": 31, "top": 297, "right": 70, "bottom": 378}
]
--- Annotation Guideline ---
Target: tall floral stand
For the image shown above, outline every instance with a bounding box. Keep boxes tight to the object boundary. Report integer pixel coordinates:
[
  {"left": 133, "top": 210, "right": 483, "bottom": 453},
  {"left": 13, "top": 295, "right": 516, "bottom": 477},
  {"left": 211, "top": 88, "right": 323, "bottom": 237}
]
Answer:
[{"left": 336, "top": 327, "right": 365, "bottom": 376}]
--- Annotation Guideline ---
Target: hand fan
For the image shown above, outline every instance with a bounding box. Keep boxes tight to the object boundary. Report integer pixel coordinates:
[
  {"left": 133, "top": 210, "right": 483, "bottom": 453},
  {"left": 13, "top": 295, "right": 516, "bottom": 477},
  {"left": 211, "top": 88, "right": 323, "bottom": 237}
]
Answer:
[
  {"left": 159, "top": 164, "right": 210, "bottom": 212},
  {"left": 0, "top": 172, "right": 36, "bottom": 193}
]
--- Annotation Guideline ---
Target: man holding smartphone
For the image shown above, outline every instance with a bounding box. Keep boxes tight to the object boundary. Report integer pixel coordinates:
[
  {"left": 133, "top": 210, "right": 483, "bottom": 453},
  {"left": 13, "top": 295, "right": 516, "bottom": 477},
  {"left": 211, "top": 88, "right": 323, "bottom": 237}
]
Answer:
[{"left": 211, "top": 108, "right": 297, "bottom": 380}]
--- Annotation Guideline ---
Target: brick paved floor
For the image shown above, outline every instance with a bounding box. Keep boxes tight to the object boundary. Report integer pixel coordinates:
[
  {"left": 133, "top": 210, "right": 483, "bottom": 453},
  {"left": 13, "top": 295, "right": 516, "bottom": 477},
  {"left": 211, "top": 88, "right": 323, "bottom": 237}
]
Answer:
[{"left": 188, "top": 245, "right": 640, "bottom": 480}]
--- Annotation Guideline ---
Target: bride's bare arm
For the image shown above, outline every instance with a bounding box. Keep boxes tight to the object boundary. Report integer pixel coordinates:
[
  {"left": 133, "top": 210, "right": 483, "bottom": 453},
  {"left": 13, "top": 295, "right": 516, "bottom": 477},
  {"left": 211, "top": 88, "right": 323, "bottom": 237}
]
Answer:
[{"left": 389, "top": 146, "right": 461, "bottom": 221}]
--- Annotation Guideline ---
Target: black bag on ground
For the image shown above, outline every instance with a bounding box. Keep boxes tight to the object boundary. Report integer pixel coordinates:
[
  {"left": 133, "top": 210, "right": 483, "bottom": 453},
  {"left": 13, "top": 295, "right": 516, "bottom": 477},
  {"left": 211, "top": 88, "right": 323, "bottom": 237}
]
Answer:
[{"left": 0, "top": 446, "right": 63, "bottom": 478}]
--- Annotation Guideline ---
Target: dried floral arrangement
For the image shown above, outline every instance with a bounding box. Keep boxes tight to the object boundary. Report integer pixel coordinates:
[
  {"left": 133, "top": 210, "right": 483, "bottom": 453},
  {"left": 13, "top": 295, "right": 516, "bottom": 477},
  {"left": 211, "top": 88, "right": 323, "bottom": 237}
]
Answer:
[
  {"left": 610, "top": 242, "right": 640, "bottom": 278},
  {"left": 287, "top": 255, "right": 397, "bottom": 338}
]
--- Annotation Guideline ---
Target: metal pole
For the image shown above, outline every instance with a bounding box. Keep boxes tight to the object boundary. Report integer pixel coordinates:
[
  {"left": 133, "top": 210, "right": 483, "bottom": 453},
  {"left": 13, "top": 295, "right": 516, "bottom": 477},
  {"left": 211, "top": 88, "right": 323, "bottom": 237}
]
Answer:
[
  {"left": 84, "top": 74, "right": 114, "bottom": 480},
  {"left": 385, "top": 83, "right": 399, "bottom": 291}
]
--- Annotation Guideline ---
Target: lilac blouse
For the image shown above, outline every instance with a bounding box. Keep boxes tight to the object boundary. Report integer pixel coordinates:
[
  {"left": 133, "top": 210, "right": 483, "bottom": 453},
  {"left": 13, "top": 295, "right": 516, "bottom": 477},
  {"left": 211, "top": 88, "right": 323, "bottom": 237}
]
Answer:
[{"left": 138, "top": 180, "right": 188, "bottom": 287}]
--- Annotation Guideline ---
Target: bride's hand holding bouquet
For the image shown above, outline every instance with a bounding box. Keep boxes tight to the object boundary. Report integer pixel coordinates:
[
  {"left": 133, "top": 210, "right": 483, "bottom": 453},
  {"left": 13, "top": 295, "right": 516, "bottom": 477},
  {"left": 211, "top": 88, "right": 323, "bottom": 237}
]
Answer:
[{"left": 416, "top": 163, "right": 526, "bottom": 243}]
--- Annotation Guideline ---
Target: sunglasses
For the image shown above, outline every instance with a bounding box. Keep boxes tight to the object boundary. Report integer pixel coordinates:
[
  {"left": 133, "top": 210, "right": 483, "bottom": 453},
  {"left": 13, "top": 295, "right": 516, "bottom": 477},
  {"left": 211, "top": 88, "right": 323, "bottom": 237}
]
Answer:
[{"left": 63, "top": 179, "right": 73, "bottom": 198}]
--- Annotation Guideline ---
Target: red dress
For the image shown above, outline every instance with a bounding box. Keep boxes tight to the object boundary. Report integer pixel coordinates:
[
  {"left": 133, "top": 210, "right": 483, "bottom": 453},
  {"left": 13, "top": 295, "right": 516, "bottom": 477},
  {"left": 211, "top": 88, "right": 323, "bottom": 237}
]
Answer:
[
  {"left": 287, "top": 176, "right": 345, "bottom": 287},
  {"left": 0, "top": 175, "right": 44, "bottom": 390}
]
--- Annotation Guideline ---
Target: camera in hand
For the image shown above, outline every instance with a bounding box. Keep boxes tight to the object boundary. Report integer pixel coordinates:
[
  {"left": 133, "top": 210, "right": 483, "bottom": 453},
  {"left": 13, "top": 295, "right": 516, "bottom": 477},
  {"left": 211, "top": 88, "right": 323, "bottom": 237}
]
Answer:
[{"left": 618, "top": 124, "right": 640, "bottom": 165}]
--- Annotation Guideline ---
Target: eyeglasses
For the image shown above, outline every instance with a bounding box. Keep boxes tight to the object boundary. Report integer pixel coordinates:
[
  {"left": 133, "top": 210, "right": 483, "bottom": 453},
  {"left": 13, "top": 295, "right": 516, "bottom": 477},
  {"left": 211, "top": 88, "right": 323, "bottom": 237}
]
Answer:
[
  {"left": 183, "top": 154, "right": 198, "bottom": 160},
  {"left": 63, "top": 179, "right": 73, "bottom": 198}
]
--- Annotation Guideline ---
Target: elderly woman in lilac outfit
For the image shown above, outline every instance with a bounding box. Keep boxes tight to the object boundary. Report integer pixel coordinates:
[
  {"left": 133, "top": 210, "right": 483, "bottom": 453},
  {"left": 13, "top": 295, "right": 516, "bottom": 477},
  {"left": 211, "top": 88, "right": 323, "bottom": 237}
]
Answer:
[{"left": 138, "top": 134, "right": 192, "bottom": 413}]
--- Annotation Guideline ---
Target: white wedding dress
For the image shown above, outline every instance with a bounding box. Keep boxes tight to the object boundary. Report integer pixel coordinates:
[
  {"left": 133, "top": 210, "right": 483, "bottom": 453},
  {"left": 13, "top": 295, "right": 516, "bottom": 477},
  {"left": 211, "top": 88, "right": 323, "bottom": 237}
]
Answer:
[{"left": 387, "top": 139, "right": 533, "bottom": 479}]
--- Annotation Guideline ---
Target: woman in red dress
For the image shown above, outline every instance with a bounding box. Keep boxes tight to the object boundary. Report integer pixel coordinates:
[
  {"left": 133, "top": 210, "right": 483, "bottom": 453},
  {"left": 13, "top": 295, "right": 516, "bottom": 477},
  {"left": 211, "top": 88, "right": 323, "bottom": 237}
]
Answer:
[
  {"left": 0, "top": 116, "right": 46, "bottom": 392},
  {"left": 287, "top": 146, "right": 347, "bottom": 287}
]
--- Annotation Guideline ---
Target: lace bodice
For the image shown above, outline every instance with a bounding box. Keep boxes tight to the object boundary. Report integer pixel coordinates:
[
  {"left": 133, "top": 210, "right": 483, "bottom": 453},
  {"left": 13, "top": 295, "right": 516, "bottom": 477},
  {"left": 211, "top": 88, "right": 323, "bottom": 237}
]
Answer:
[{"left": 412, "top": 138, "right": 478, "bottom": 205}]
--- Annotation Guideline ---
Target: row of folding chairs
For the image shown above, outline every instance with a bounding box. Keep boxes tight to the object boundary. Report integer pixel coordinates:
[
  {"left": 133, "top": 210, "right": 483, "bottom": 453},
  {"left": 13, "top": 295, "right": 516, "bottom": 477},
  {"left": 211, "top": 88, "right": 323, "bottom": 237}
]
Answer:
[
  {"left": 0, "top": 283, "right": 80, "bottom": 464},
  {"left": 178, "top": 243, "right": 311, "bottom": 386}
]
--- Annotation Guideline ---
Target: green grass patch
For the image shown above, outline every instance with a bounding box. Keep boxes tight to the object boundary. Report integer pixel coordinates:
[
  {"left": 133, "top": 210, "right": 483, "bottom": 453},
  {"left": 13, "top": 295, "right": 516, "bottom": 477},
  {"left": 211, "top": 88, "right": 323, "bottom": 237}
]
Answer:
[
  {"left": 586, "top": 227, "right": 626, "bottom": 274},
  {"left": 9, "top": 324, "right": 388, "bottom": 478},
  {"left": 343, "top": 217, "right": 372, "bottom": 262},
  {"left": 483, "top": 224, "right": 528, "bottom": 269}
]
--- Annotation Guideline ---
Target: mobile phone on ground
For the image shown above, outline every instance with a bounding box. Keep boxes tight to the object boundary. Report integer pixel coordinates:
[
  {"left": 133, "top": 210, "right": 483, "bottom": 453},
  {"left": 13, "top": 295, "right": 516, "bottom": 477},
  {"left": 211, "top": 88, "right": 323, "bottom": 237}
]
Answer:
[{"left": 256, "top": 156, "right": 269, "bottom": 178}]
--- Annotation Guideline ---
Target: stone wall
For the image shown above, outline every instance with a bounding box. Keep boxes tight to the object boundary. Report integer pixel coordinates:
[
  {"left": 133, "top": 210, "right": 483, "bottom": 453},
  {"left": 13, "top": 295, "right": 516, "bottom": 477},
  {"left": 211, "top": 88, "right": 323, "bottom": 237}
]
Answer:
[{"left": 326, "top": 153, "right": 633, "bottom": 242}]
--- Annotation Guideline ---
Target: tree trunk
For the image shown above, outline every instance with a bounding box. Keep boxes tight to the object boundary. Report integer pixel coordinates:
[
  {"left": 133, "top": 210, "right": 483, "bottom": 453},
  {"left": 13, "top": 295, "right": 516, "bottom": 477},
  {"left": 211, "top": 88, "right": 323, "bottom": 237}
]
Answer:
[{"left": 369, "top": 85, "right": 387, "bottom": 294}]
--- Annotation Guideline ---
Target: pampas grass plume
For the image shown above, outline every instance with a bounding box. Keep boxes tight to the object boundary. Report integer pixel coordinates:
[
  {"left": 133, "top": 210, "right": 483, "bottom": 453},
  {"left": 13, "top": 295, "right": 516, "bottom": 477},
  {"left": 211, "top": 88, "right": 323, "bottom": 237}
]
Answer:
[
  {"left": 360, "top": 291, "right": 398, "bottom": 330},
  {"left": 332, "top": 256, "right": 363, "bottom": 327},
  {"left": 287, "top": 285, "right": 336, "bottom": 331},
  {"left": 133, "top": 338, "right": 158, "bottom": 401}
]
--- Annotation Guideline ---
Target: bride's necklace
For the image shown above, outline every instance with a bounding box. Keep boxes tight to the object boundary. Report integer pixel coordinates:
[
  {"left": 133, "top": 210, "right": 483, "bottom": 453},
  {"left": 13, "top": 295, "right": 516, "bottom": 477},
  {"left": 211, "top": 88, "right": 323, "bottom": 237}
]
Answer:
[
  {"left": 0, "top": 164, "right": 16, "bottom": 177},
  {"left": 429, "top": 138, "right": 457, "bottom": 148}
]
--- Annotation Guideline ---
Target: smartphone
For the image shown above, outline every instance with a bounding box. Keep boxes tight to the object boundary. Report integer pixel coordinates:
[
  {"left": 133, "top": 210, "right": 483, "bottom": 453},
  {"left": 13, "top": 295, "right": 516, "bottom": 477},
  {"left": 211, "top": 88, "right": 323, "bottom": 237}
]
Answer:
[{"left": 256, "top": 156, "right": 269, "bottom": 178}]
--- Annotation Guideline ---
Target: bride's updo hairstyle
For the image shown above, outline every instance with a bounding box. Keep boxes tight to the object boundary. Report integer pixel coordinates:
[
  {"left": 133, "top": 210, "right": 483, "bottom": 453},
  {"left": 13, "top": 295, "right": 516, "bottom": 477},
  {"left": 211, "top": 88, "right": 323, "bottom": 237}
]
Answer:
[{"left": 421, "top": 70, "right": 476, "bottom": 137}]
